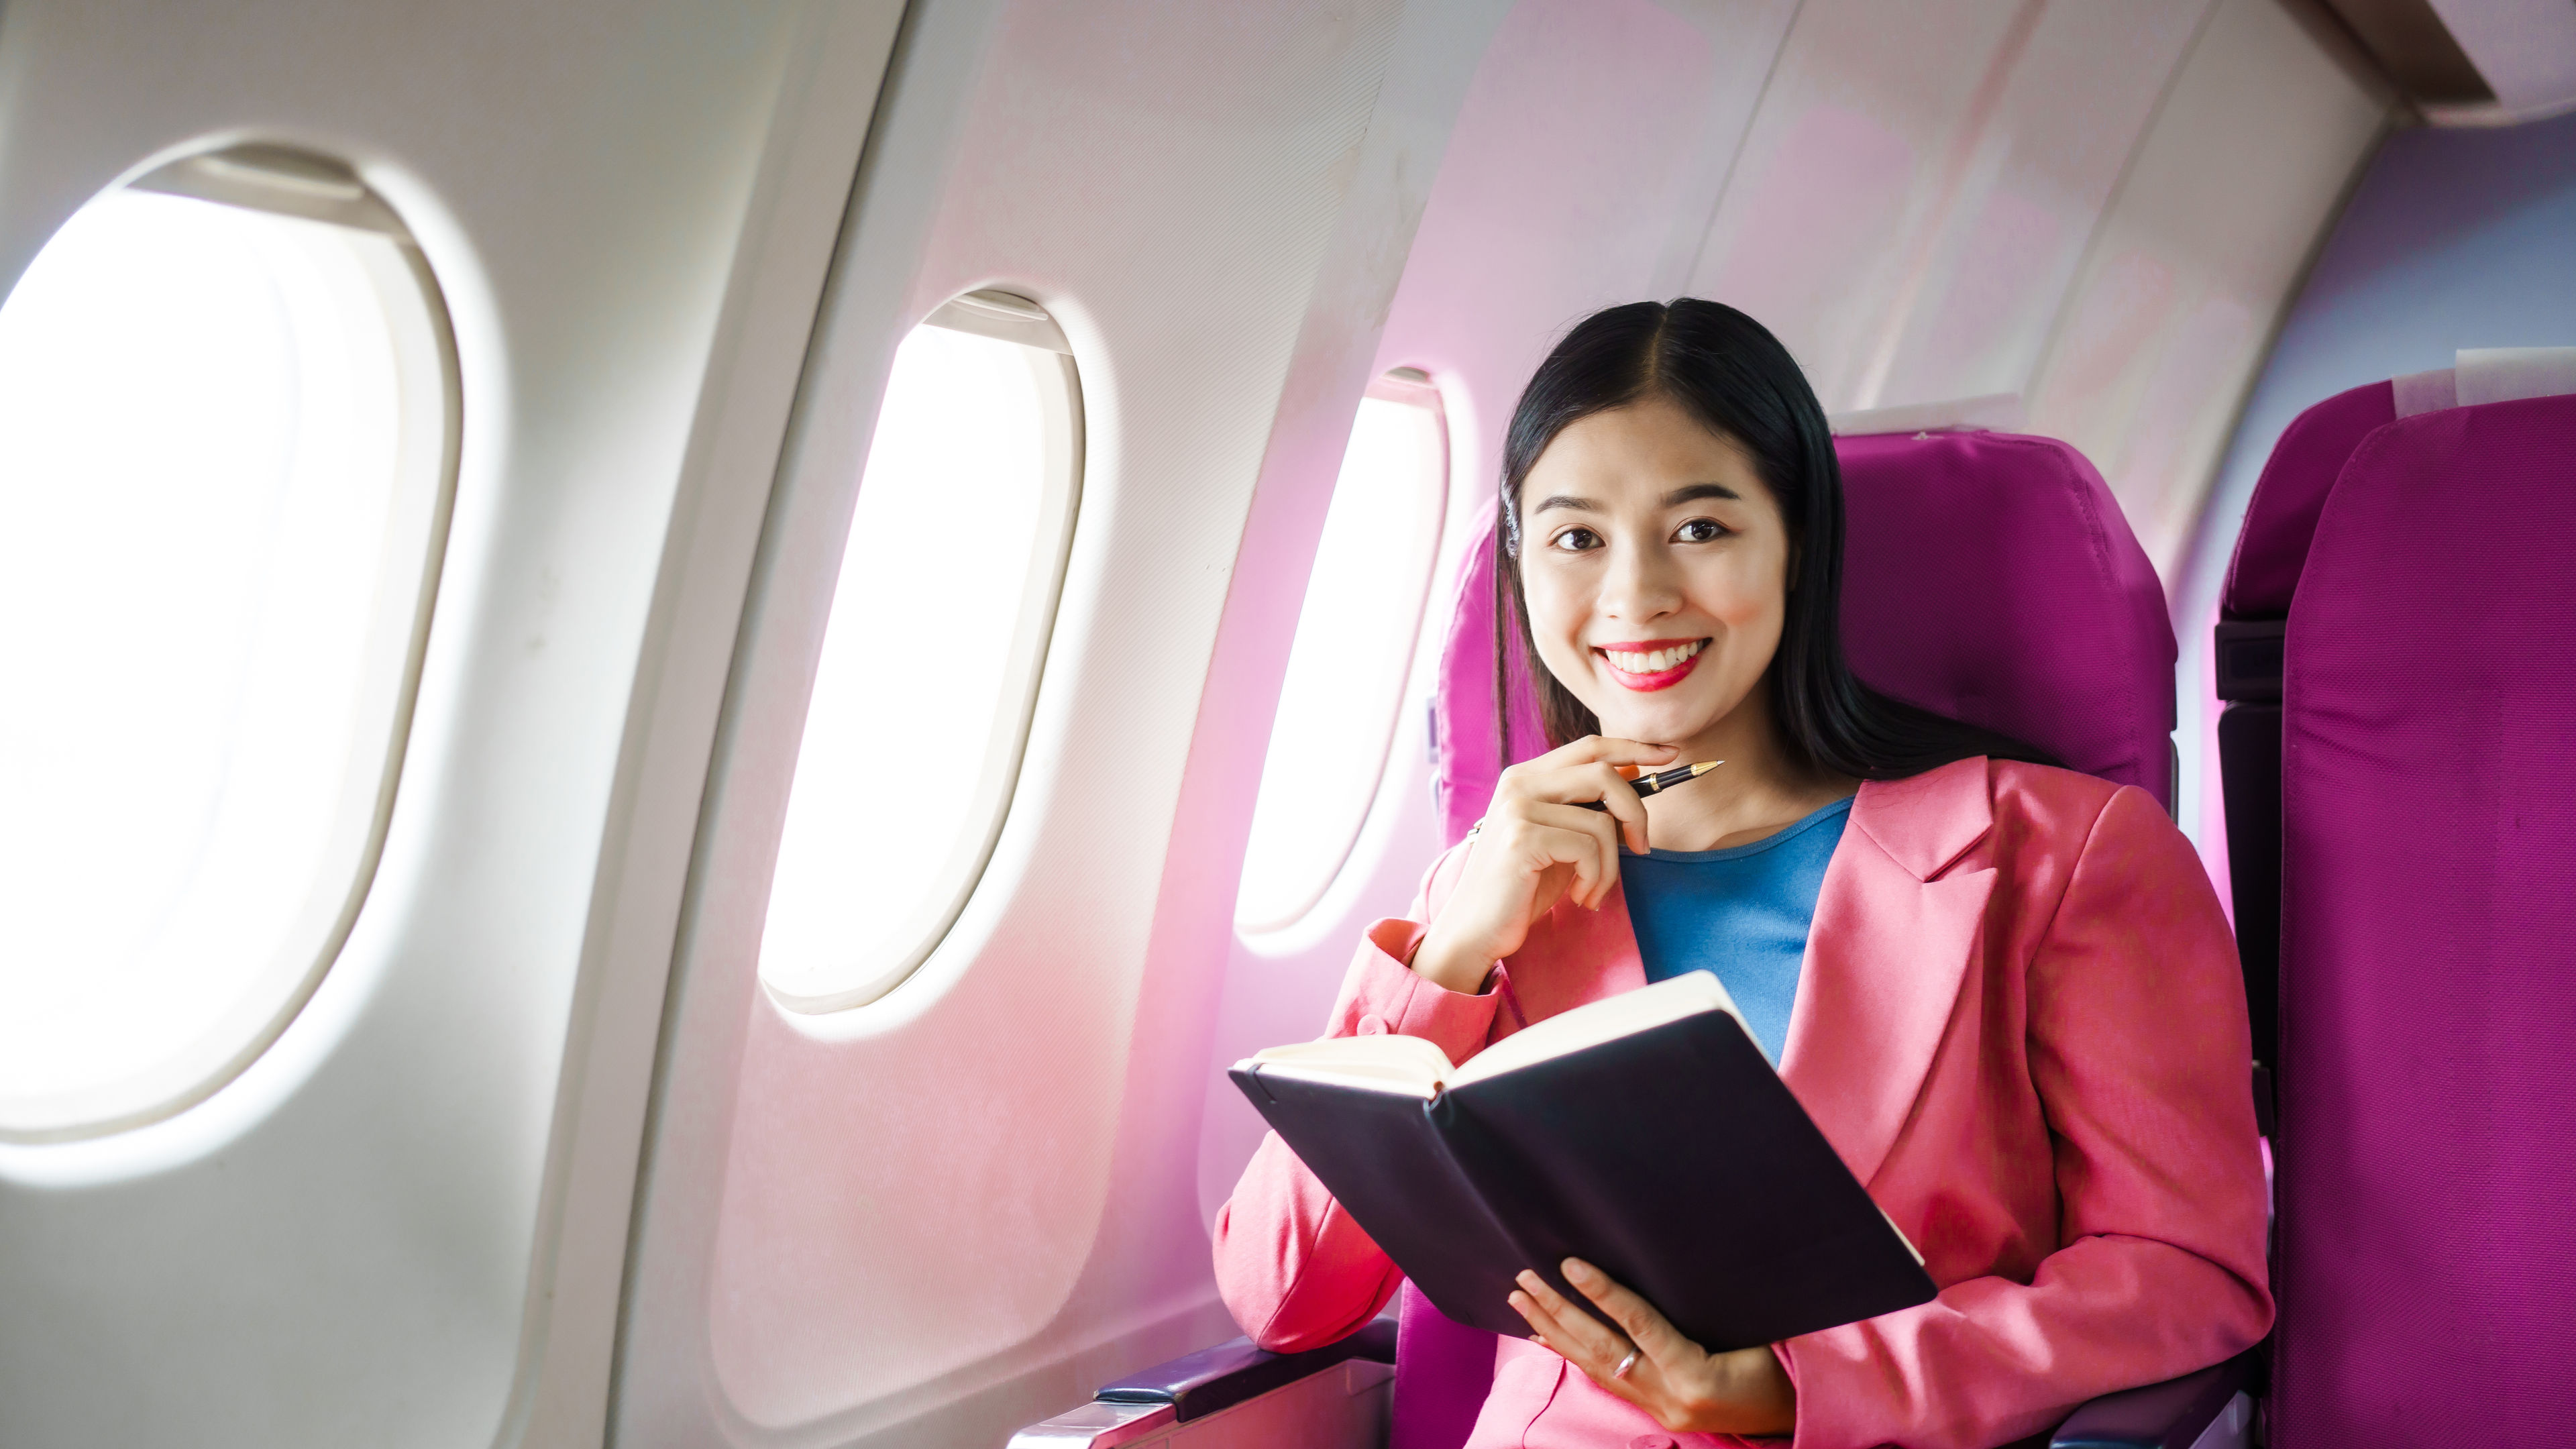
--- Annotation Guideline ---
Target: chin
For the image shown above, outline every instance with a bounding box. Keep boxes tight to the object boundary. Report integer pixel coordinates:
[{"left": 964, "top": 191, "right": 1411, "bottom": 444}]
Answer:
[{"left": 1591, "top": 706, "right": 1716, "bottom": 746}]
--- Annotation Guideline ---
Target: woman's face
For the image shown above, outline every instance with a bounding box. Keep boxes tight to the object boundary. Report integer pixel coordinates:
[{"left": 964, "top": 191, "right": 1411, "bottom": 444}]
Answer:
[{"left": 1516, "top": 395, "right": 1792, "bottom": 753}]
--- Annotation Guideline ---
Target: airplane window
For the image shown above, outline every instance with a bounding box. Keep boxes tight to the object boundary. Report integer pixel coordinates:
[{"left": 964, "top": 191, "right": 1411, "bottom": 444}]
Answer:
[
  {"left": 0, "top": 147, "right": 456, "bottom": 1140},
  {"left": 1236, "top": 370, "right": 1448, "bottom": 934},
  {"left": 757, "top": 294, "right": 1081, "bottom": 1013}
]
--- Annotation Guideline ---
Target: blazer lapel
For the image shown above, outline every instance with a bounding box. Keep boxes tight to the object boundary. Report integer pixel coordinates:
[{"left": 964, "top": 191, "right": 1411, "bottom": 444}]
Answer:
[{"left": 1778, "top": 759, "right": 1996, "bottom": 1189}]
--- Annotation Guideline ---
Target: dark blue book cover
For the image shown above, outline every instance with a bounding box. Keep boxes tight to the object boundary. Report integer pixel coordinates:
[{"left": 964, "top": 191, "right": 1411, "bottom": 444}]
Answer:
[{"left": 1231, "top": 982, "right": 1933, "bottom": 1350}]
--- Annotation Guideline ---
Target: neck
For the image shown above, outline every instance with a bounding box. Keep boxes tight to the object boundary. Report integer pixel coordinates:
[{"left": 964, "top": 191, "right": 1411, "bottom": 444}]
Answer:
[{"left": 1633, "top": 684, "right": 1856, "bottom": 853}]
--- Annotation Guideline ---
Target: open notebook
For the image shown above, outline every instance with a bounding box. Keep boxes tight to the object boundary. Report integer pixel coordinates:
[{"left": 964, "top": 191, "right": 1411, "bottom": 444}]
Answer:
[{"left": 1232, "top": 971, "right": 1931, "bottom": 1350}]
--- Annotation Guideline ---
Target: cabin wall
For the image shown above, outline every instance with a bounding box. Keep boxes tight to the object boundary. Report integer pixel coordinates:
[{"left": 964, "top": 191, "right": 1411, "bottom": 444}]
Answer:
[
  {"left": 0, "top": 4, "right": 906, "bottom": 1449},
  {"left": 616, "top": 3, "right": 1508, "bottom": 1448},
  {"left": 0, "top": 3, "right": 2424, "bottom": 1449},
  {"left": 2174, "top": 107, "right": 2576, "bottom": 912}
]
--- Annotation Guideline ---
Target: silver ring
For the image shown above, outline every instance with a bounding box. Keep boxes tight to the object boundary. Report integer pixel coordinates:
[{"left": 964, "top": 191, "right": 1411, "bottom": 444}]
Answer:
[{"left": 1612, "top": 1348, "right": 1640, "bottom": 1380}]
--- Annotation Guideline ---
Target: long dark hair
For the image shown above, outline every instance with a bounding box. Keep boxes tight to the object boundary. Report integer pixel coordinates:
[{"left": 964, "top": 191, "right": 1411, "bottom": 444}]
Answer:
[{"left": 1495, "top": 299, "right": 2057, "bottom": 780}]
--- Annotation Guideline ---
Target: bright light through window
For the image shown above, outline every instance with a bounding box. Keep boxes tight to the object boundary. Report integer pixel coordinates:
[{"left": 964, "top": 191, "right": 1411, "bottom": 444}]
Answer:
[
  {"left": 1236, "top": 372, "right": 1448, "bottom": 934},
  {"left": 759, "top": 300, "right": 1081, "bottom": 1013},
  {"left": 0, "top": 154, "right": 454, "bottom": 1139}
]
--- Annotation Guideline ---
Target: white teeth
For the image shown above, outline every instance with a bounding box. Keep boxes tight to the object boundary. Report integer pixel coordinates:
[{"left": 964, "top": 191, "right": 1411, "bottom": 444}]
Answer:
[{"left": 1605, "top": 640, "right": 1703, "bottom": 673}]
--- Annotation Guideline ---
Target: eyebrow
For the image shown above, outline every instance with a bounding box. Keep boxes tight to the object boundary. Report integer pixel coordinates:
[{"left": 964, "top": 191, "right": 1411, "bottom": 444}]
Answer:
[{"left": 1532, "top": 482, "right": 1743, "bottom": 513}]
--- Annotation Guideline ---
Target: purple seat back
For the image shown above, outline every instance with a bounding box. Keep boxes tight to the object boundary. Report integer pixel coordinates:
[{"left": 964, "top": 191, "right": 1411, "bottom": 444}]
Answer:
[
  {"left": 1404, "top": 430, "right": 2176, "bottom": 1448},
  {"left": 2273, "top": 394, "right": 2576, "bottom": 1446},
  {"left": 2215, "top": 383, "right": 2403, "bottom": 1087},
  {"left": 1391, "top": 1283, "right": 1491, "bottom": 1449},
  {"left": 2220, "top": 380, "right": 2396, "bottom": 620},
  {"left": 1432, "top": 429, "right": 2176, "bottom": 847}
]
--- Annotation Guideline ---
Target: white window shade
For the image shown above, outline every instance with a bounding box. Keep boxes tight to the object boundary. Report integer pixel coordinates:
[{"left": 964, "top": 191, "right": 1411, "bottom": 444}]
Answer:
[
  {"left": 1236, "top": 372, "right": 1449, "bottom": 934},
  {"left": 757, "top": 301, "right": 1082, "bottom": 1014},
  {"left": 0, "top": 148, "right": 457, "bottom": 1140}
]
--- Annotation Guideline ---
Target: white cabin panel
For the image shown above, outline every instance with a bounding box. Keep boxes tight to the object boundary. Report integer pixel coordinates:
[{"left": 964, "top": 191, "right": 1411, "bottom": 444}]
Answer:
[
  {"left": 0, "top": 4, "right": 902, "bottom": 1448},
  {"left": 615, "top": 3, "right": 1516, "bottom": 1448}
]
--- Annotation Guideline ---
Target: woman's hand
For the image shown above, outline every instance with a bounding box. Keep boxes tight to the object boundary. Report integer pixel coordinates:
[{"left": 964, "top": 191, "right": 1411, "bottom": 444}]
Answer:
[
  {"left": 1509, "top": 1258, "right": 1796, "bottom": 1438},
  {"left": 1409, "top": 736, "right": 1677, "bottom": 994}
]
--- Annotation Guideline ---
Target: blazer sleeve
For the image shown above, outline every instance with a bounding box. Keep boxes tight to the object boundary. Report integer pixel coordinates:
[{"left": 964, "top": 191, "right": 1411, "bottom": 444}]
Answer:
[
  {"left": 1211, "top": 843, "right": 1508, "bottom": 1352},
  {"left": 1778, "top": 785, "right": 2276, "bottom": 1449}
]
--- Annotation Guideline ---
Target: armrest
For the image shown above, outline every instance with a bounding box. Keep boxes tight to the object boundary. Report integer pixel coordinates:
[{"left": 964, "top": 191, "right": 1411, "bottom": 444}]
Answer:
[
  {"left": 1009, "top": 1319, "right": 1397, "bottom": 1448},
  {"left": 1098, "top": 1318, "right": 1397, "bottom": 1419},
  {"left": 2050, "top": 1353, "right": 2254, "bottom": 1449}
]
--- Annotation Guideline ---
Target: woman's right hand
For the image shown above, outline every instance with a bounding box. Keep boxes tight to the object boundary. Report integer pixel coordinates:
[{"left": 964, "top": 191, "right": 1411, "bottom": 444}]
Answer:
[{"left": 1409, "top": 736, "right": 1678, "bottom": 994}]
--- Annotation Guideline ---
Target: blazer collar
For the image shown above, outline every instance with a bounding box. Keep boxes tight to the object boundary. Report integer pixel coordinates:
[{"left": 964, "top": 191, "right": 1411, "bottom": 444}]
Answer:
[
  {"left": 1779, "top": 757, "right": 1997, "bottom": 1187},
  {"left": 1511, "top": 758, "right": 1997, "bottom": 1187},
  {"left": 1847, "top": 756, "right": 1994, "bottom": 881}
]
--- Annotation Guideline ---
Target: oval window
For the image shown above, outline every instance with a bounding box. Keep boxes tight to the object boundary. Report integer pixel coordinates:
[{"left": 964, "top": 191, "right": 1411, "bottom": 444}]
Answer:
[
  {"left": 757, "top": 293, "right": 1083, "bottom": 1013},
  {"left": 1236, "top": 370, "right": 1449, "bottom": 934},
  {"left": 0, "top": 146, "right": 458, "bottom": 1140}
]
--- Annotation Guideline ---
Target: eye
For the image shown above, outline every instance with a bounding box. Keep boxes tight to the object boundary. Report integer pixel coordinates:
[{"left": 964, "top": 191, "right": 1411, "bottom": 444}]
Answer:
[
  {"left": 1547, "top": 526, "right": 1603, "bottom": 553},
  {"left": 1674, "top": 517, "right": 1729, "bottom": 543}
]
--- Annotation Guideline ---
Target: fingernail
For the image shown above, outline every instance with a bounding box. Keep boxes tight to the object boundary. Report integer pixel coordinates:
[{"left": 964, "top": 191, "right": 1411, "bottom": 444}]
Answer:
[
  {"left": 1564, "top": 1259, "right": 1591, "bottom": 1280},
  {"left": 1516, "top": 1270, "right": 1540, "bottom": 1289}
]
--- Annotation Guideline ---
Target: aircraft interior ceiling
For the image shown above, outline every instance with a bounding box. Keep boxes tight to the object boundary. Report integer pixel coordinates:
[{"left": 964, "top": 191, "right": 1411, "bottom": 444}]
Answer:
[{"left": 0, "top": 1, "right": 2567, "bottom": 1447}]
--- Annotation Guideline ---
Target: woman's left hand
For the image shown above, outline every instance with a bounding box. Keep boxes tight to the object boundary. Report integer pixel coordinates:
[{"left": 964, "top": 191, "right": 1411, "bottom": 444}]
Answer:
[{"left": 1510, "top": 1258, "right": 1796, "bottom": 1438}]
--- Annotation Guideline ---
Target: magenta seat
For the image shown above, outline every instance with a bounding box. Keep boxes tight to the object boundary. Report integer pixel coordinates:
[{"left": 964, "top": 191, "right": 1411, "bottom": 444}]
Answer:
[
  {"left": 2214, "top": 379, "right": 2402, "bottom": 1083},
  {"left": 1403, "top": 428, "right": 2179, "bottom": 1449},
  {"left": 2271, "top": 394, "right": 2576, "bottom": 1446},
  {"left": 2220, "top": 380, "right": 2398, "bottom": 620}
]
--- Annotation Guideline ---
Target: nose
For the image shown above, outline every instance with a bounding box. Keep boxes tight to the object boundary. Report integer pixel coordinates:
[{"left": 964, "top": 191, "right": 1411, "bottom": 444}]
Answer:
[{"left": 1597, "top": 532, "right": 1682, "bottom": 624}]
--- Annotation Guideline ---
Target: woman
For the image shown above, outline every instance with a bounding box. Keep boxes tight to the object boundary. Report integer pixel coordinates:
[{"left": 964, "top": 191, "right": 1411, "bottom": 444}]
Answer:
[{"left": 1212, "top": 300, "right": 2270, "bottom": 1448}]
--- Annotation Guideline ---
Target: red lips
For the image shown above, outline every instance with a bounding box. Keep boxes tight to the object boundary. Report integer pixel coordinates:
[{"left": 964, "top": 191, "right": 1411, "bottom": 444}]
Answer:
[{"left": 1593, "top": 638, "right": 1707, "bottom": 692}]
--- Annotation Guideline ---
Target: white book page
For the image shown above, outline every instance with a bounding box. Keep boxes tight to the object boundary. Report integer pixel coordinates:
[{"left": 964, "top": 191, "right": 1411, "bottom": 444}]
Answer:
[
  {"left": 1238, "top": 970, "right": 1756, "bottom": 1094},
  {"left": 1450, "top": 969, "right": 1751, "bottom": 1087},
  {"left": 1242, "top": 1031, "right": 1454, "bottom": 1095}
]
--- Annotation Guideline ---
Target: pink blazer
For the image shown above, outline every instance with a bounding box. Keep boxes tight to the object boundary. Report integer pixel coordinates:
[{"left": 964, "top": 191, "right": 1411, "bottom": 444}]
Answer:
[{"left": 1213, "top": 759, "right": 2272, "bottom": 1449}]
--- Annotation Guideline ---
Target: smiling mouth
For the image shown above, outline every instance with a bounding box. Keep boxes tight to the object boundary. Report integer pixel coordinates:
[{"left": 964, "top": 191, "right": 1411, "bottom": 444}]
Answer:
[{"left": 1595, "top": 638, "right": 1709, "bottom": 692}]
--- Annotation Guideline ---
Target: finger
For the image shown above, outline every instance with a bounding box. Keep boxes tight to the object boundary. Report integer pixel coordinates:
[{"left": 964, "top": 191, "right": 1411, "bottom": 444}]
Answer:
[
  {"left": 1523, "top": 809, "right": 1620, "bottom": 910},
  {"left": 1515, "top": 1269, "right": 1631, "bottom": 1364},
  {"left": 1577, "top": 761, "right": 1651, "bottom": 855},
  {"left": 1514, "top": 1282, "right": 1665, "bottom": 1413},
  {"left": 1562, "top": 1258, "right": 1693, "bottom": 1363},
  {"left": 1509, "top": 1301, "right": 1591, "bottom": 1381},
  {"left": 1507, "top": 761, "right": 1652, "bottom": 859},
  {"left": 1508, "top": 1285, "right": 1593, "bottom": 1366},
  {"left": 1513, "top": 814, "right": 1604, "bottom": 904}
]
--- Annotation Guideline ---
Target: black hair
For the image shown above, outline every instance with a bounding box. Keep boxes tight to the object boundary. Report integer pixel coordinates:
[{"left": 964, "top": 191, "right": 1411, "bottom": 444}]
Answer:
[{"left": 1494, "top": 298, "right": 2059, "bottom": 780}]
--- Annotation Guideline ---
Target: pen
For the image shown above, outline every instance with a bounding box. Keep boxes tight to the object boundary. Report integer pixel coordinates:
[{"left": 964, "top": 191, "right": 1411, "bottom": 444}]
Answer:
[{"left": 1575, "top": 759, "right": 1722, "bottom": 810}]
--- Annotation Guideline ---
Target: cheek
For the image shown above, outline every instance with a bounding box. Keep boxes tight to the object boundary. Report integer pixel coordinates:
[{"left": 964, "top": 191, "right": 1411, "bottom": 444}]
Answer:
[
  {"left": 1520, "top": 566, "right": 1591, "bottom": 650},
  {"left": 1700, "top": 549, "right": 1789, "bottom": 635}
]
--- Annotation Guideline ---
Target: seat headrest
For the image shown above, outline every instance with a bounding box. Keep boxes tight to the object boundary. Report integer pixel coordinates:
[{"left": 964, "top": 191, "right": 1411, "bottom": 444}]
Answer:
[
  {"left": 1836, "top": 431, "right": 2174, "bottom": 807},
  {"left": 2224, "top": 347, "right": 2576, "bottom": 620},
  {"left": 2224, "top": 381, "right": 2396, "bottom": 619},
  {"left": 1430, "top": 430, "right": 2176, "bottom": 843}
]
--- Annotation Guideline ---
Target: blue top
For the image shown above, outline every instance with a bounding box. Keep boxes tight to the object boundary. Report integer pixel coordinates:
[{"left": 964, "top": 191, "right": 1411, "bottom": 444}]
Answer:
[{"left": 1619, "top": 796, "right": 1853, "bottom": 1066}]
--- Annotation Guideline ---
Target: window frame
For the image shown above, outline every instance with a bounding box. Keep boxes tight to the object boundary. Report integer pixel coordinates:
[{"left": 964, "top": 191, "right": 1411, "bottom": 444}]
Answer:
[
  {"left": 0, "top": 144, "right": 462, "bottom": 1142},
  {"left": 755, "top": 291, "right": 1085, "bottom": 1015},
  {"left": 1233, "top": 366, "right": 1451, "bottom": 938}
]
